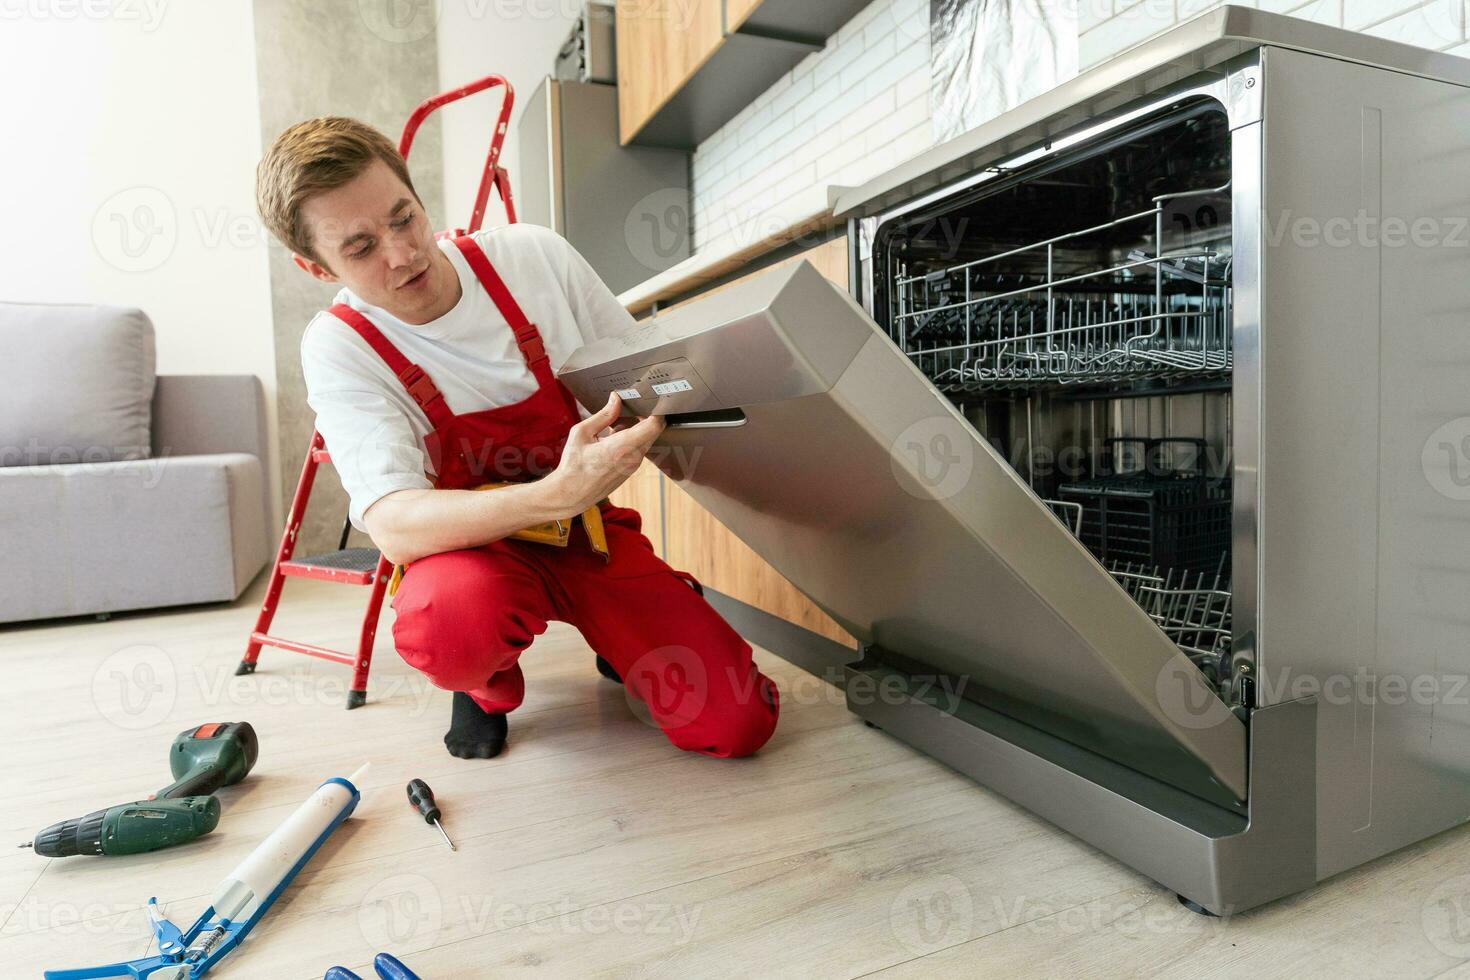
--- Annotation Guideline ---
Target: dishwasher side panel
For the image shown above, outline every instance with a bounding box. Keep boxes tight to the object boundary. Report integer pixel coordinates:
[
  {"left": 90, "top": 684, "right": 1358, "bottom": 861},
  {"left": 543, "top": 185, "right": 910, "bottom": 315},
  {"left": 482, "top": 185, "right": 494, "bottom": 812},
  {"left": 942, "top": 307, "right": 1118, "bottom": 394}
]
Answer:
[{"left": 1258, "top": 46, "right": 1470, "bottom": 877}]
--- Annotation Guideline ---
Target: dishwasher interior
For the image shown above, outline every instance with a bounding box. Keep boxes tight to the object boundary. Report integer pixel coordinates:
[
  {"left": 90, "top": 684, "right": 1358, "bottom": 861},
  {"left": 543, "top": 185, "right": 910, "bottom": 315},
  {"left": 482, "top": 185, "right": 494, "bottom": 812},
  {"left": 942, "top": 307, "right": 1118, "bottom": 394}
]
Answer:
[{"left": 871, "top": 100, "right": 1238, "bottom": 703}]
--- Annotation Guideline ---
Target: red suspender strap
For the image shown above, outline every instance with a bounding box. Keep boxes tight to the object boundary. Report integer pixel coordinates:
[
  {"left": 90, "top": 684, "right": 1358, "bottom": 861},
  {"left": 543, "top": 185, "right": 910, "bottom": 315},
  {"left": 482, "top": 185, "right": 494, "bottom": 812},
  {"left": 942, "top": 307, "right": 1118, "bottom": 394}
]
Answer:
[
  {"left": 451, "top": 235, "right": 549, "bottom": 367},
  {"left": 327, "top": 303, "right": 455, "bottom": 430}
]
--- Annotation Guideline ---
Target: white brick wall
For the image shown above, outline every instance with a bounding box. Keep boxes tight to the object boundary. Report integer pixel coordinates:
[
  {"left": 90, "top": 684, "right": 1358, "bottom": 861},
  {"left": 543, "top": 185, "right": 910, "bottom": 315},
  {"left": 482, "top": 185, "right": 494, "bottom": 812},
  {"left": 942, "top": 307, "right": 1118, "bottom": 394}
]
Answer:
[
  {"left": 690, "top": 0, "right": 932, "bottom": 251},
  {"left": 690, "top": 0, "right": 1470, "bottom": 254},
  {"left": 1081, "top": 0, "right": 1469, "bottom": 69}
]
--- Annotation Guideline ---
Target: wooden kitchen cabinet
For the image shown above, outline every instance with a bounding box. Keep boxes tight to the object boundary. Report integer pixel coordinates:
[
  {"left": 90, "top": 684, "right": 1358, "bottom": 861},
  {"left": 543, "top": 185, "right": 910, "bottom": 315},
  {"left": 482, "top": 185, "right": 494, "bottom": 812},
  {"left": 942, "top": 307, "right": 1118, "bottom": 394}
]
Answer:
[
  {"left": 608, "top": 457, "right": 666, "bottom": 556},
  {"left": 724, "top": 0, "right": 763, "bottom": 31},
  {"left": 614, "top": 0, "right": 724, "bottom": 146},
  {"left": 614, "top": 0, "right": 876, "bottom": 147},
  {"left": 656, "top": 236, "right": 858, "bottom": 649}
]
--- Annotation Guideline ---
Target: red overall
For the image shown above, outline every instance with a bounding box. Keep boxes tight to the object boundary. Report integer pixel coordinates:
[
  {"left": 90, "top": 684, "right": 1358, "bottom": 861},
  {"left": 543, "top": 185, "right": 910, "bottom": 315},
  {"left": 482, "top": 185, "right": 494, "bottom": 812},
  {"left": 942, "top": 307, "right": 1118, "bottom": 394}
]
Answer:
[{"left": 328, "top": 235, "right": 779, "bottom": 757}]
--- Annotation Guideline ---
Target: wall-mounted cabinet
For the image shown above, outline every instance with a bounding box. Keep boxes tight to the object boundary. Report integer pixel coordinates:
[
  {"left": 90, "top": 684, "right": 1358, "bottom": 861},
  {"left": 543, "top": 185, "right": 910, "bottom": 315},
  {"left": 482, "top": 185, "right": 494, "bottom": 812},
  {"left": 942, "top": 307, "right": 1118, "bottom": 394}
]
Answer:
[
  {"left": 727, "top": 0, "right": 873, "bottom": 39},
  {"left": 614, "top": 0, "right": 723, "bottom": 146},
  {"left": 724, "top": 0, "right": 763, "bottom": 31},
  {"left": 615, "top": 0, "right": 876, "bottom": 149}
]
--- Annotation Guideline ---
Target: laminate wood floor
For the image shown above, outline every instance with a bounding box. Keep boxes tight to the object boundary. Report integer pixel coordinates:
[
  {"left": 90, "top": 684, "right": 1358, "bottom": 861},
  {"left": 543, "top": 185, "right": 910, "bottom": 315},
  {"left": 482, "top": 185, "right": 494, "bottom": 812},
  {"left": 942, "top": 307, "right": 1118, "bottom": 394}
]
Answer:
[{"left": 3, "top": 577, "right": 1469, "bottom": 978}]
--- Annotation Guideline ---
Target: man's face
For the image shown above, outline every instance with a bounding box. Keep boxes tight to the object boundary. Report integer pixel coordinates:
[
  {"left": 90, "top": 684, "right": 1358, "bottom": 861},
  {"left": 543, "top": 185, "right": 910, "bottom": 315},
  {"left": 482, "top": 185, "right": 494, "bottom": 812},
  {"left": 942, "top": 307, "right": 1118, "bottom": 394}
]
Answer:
[{"left": 293, "top": 158, "right": 457, "bottom": 324}]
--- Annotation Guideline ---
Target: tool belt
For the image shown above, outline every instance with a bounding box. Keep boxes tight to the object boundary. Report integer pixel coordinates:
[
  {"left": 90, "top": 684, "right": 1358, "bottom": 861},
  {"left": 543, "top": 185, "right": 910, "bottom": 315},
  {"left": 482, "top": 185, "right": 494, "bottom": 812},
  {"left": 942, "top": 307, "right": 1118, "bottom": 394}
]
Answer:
[
  {"left": 388, "top": 482, "right": 609, "bottom": 596},
  {"left": 475, "top": 480, "right": 611, "bottom": 557}
]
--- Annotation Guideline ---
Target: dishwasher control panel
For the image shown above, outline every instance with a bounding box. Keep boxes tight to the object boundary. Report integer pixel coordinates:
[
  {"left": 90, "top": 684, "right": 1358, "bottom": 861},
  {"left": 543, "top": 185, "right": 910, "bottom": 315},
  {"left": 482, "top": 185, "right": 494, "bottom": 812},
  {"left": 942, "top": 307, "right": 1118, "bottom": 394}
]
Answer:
[{"left": 587, "top": 356, "right": 716, "bottom": 415}]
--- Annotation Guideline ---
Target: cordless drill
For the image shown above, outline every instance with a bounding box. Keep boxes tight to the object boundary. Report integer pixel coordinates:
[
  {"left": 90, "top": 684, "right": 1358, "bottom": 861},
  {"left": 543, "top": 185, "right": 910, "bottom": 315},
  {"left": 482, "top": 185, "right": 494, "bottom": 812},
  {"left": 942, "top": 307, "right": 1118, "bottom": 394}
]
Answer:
[{"left": 21, "top": 721, "right": 259, "bottom": 858}]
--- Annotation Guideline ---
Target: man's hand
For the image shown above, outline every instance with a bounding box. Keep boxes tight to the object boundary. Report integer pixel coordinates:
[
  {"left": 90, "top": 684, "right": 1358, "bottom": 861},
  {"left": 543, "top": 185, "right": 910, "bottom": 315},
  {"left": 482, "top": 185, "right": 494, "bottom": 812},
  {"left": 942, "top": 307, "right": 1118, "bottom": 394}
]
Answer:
[
  {"left": 363, "top": 392, "right": 665, "bottom": 565},
  {"left": 543, "top": 393, "right": 666, "bottom": 517}
]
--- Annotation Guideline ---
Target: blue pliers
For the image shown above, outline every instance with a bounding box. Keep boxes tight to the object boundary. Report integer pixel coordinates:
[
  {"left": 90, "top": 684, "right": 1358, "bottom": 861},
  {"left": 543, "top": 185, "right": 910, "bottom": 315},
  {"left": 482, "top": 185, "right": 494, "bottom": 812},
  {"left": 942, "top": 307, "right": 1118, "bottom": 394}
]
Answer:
[{"left": 325, "top": 953, "right": 421, "bottom": 980}]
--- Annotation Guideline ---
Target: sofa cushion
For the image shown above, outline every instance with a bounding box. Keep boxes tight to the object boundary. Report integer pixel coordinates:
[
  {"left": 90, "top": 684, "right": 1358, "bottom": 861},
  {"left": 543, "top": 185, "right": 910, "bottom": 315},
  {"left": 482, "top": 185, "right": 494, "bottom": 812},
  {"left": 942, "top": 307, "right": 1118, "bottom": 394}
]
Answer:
[
  {"left": 0, "top": 302, "right": 156, "bottom": 467},
  {"left": 0, "top": 453, "right": 268, "bottom": 622}
]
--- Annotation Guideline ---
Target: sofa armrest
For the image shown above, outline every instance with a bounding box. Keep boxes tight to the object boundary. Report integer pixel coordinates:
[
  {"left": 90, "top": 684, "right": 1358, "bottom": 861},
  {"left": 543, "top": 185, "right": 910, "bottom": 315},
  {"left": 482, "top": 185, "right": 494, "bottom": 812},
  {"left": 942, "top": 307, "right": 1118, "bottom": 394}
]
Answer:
[{"left": 151, "top": 375, "right": 268, "bottom": 461}]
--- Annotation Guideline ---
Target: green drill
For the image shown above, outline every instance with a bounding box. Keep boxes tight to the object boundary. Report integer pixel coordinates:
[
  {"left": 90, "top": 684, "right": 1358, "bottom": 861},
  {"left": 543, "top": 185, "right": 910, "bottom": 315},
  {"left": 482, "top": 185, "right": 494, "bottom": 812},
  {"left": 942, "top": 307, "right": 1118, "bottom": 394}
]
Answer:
[{"left": 21, "top": 721, "right": 258, "bottom": 858}]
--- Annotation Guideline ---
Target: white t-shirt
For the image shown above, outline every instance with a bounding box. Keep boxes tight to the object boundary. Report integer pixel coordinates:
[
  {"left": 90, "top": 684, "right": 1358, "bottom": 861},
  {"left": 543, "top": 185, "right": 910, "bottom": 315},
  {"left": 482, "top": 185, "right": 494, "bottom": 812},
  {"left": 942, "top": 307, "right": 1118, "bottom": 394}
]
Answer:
[{"left": 301, "top": 223, "right": 638, "bottom": 530}]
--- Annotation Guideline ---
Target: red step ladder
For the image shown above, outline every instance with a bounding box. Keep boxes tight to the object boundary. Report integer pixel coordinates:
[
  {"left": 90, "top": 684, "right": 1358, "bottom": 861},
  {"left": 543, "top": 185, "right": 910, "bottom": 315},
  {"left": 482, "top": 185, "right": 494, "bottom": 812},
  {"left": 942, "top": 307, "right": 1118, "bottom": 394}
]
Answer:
[{"left": 239, "top": 75, "right": 517, "bottom": 709}]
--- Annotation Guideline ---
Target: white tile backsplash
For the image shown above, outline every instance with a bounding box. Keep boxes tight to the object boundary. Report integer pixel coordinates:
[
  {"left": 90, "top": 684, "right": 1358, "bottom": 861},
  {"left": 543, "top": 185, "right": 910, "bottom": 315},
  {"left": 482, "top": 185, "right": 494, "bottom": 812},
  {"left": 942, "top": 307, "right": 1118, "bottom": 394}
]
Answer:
[
  {"left": 1342, "top": 0, "right": 1428, "bottom": 29},
  {"left": 1264, "top": 0, "right": 1341, "bottom": 22},
  {"left": 1361, "top": 0, "right": 1464, "bottom": 47},
  {"left": 690, "top": 0, "right": 936, "bottom": 250}
]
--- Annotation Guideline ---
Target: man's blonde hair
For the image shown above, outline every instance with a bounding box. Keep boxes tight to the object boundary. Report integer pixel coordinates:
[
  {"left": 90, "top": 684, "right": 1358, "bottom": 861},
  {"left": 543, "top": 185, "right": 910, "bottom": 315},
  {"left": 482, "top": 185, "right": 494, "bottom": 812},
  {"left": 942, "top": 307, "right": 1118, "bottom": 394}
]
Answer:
[{"left": 256, "top": 116, "right": 419, "bottom": 265}]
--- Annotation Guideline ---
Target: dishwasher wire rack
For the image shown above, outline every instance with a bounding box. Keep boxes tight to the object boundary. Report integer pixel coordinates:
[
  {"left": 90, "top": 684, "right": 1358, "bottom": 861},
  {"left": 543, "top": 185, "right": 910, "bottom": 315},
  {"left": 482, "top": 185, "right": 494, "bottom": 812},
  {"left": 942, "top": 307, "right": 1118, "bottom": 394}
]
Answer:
[
  {"left": 1109, "top": 559, "right": 1232, "bottom": 674},
  {"left": 892, "top": 182, "right": 1233, "bottom": 392}
]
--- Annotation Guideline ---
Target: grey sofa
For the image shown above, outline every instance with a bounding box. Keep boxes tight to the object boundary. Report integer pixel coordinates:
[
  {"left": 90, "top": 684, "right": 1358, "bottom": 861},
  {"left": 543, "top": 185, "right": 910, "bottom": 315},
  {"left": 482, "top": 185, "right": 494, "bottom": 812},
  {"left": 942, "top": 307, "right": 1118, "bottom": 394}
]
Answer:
[{"left": 0, "top": 302, "right": 271, "bottom": 624}]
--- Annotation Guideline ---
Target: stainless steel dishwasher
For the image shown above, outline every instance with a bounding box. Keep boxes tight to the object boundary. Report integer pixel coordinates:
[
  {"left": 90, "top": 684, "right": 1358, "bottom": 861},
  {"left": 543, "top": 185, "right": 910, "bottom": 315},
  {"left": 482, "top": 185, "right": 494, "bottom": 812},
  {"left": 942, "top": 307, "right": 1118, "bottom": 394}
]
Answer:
[{"left": 559, "top": 7, "right": 1470, "bottom": 914}]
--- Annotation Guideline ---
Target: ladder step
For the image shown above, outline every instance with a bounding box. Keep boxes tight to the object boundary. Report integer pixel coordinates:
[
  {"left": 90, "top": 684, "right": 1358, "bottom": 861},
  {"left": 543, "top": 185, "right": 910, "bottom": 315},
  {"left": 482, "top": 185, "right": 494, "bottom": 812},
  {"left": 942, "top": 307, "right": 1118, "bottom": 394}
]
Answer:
[{"left": 280, "top": 547, "right": 382, "bottom": 585}]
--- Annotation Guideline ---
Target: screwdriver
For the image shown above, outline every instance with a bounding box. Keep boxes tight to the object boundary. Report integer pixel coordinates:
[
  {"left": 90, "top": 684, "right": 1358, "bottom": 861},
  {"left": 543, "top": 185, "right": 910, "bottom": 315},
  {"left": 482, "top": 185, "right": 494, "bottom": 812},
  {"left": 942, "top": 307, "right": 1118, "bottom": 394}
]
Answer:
[{"left": 406, "top": 779, "right": 455, "bottom": 851}]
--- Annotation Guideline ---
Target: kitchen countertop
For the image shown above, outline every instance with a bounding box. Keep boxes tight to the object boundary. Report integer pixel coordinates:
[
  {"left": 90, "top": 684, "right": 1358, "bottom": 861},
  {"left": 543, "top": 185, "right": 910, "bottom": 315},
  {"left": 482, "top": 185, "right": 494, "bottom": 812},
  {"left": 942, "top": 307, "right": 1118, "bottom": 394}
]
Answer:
[{"left": 616, "top": 183, "right": 849, "bottom": 316}]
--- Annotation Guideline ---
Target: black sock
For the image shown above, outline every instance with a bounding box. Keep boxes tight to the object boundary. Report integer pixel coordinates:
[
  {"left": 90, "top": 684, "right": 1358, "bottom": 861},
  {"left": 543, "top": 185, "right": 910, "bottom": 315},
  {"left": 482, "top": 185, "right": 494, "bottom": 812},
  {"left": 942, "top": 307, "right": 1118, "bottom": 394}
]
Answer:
[
  {"left": 595, "top": 655, "right": 624, "bottom": 685},
  {"left": 444, "top": 691, "right": 508, "bottom": 759}
]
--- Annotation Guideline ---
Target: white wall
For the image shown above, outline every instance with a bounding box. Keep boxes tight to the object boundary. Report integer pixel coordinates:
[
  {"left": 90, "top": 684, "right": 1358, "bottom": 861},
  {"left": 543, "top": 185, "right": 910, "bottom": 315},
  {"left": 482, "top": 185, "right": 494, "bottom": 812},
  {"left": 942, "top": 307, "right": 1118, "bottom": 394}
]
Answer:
[
  {"left": 691, "top": 0, "right": 933, "bottom": 251},
  {"left": 0, "top": 0, "right": 279, "bottom": 524},
  {"left": 435, "top": 0, "right": 580, "bottom": 231}
]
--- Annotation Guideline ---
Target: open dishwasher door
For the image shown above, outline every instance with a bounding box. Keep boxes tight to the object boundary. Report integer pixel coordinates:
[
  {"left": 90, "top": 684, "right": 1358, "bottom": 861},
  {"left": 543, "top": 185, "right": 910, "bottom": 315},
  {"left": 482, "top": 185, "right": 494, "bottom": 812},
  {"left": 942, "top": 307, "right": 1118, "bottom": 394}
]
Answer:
[{"left": 559, "top": 260, "right": 1247, "bottom": 807}]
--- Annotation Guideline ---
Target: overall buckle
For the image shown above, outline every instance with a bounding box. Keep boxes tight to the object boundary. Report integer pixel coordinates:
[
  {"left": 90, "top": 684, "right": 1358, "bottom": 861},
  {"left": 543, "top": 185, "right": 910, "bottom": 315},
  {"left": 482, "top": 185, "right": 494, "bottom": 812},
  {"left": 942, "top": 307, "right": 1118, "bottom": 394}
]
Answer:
[
  {"left": 398, "top": 364, "right": 443, "bottom": 410},
  {"left": 515, "top": 325, "right": 547, "bottom": 364}
]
